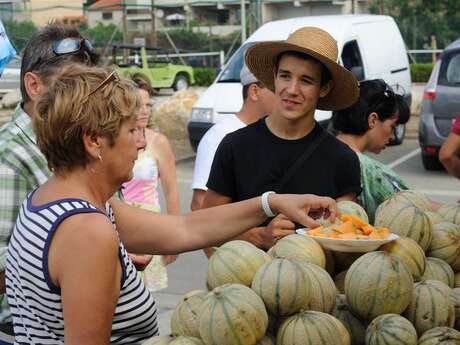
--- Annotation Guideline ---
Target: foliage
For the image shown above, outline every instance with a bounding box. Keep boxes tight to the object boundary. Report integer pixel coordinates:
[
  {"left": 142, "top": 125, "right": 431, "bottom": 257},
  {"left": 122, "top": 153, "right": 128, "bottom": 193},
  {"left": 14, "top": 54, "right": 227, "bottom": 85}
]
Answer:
[
  {"left": 410, "top": 63, "right": 434, "bottom": 83},
  {"left": 3, "top": 19, "right": 38, "bottom": 52},
  {"left": 369, "top": 0, "right": 460, "bottom": 49},
  {"left": 193, "top": 67, "right": 217, "bottom": 86},
  {"left": 79, "top": 22, "right": 122, "bottom": 47}
]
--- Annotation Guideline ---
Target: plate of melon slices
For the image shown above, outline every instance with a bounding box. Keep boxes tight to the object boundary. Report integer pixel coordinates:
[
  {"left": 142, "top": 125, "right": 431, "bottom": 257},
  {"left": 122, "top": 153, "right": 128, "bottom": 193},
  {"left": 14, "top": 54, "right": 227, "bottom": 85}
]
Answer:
[{"left": 296, "top": 214, "right": 399, "bottom": 253}]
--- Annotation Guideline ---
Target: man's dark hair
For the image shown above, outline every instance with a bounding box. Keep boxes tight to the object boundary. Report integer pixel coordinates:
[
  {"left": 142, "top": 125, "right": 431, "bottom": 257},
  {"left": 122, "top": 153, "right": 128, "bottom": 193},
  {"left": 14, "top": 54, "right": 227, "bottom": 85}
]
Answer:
[
  {"left": 274, "top": 51, "right": 332, "bottom": 87},
  {"left": 20, "top": 24, "right": 100, "bottom": 103},
  {"left": 332, "top": 79, "right": 410, "bottom": 135}
]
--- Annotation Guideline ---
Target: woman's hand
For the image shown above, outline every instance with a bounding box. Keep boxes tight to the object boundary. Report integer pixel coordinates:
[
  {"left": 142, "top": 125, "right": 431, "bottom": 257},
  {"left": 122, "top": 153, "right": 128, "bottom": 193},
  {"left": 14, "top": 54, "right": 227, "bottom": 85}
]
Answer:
[{"left": 269, "top": 194, "right": 338, "bottom": 229}]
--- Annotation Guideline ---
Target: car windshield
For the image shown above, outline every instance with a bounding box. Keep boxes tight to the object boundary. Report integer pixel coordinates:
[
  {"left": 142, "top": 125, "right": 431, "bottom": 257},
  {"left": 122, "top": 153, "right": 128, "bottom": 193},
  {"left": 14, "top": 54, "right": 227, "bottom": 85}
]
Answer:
[
  {"left": 439, "top": 50, "right": 460, "bottom": 86},
  {"left": 218, "top": 42, "right": 254, "bottom": 83}
]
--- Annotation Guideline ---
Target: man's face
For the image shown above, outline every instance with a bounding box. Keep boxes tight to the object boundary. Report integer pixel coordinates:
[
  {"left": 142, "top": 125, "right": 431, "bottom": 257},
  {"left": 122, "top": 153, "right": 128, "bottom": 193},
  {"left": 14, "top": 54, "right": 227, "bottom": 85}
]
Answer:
[{"left": 274, "top": 54, "right": 330, "bottom": 122}]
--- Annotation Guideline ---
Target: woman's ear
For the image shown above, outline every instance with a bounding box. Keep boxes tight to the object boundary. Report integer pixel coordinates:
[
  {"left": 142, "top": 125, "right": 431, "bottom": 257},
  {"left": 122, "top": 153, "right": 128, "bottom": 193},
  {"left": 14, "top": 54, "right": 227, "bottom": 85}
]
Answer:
[
  {"left": 368, "top": 112, "right": 379, "bottom": 129},
  {"left": 23, "top": 71, "right": 46, "bottom": 103},
  {"left": 82, "top": 133, "right": 102, "bottom": 160}
]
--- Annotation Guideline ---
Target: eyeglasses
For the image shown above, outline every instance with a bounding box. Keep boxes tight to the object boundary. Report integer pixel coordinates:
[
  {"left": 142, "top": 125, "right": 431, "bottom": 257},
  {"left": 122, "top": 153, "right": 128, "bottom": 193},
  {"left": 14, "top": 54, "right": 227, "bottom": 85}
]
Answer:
[
  {"left": 52, "top": 37, "right": 94, "bottom": 56},
  {"left": 83, "top": 70, "right": 120, "bottom": 102}
]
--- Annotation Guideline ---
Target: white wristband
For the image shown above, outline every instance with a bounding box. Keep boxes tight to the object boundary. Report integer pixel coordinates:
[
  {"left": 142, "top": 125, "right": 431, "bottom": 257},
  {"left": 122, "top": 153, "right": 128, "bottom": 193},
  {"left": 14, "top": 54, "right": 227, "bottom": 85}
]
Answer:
[{"left": 261, "top": 191, "right": 277, "bottom": 218}]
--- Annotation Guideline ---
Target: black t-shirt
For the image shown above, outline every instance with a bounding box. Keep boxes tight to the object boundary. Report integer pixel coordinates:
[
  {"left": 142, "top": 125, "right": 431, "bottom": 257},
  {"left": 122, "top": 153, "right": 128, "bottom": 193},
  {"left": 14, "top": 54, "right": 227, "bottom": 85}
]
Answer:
[{"left": 207, "top": 118, "right": 361, "bottom": 202}]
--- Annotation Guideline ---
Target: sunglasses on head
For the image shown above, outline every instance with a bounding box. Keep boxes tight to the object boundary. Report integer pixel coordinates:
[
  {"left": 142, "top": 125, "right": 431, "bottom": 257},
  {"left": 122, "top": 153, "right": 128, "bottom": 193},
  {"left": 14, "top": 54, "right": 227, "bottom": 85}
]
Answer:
[
  {"left": 52, "top": 37, "right": 94, "bottom": 56},
  {"left": 30, "top": 37, "right": 96, "bottom": 72},
  {"left": 83, "top": 70, "right": 120, "bottom": 102}
]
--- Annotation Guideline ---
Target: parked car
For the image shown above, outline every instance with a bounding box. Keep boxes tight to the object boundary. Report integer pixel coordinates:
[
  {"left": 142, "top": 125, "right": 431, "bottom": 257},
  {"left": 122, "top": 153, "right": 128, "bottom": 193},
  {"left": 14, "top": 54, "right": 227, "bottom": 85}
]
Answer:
[
  {"left": 187, "top": 14, "right": 412, "bottom": 151},
  {"left": 0, "top": 55, "right": 20, "bottom": 95},
  {"left": 419, "top": 39, "right": 460, "bottom": 170},
  {"left": 102, "top": 44, "right": 195, "bottom": 91}
]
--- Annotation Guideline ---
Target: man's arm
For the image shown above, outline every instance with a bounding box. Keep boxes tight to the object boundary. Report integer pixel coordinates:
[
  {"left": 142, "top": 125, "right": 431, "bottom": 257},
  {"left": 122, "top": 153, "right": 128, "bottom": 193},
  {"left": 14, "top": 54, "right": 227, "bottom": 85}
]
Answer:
[
  {"left": 191, "top": 189, "right": 206, "bottom": 211},
  {"left": 201, "top": 190, "right": 295, "bottom": 255},
  {"left": 439, "top": 133, "right": 460, "bottom": 179}
]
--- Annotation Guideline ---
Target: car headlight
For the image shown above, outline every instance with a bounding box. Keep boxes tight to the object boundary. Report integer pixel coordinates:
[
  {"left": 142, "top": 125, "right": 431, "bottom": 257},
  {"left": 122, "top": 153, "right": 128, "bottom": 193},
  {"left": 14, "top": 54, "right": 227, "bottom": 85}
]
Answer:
[{"left": 191, "top": 108, "right": 213, "bottom": 122}]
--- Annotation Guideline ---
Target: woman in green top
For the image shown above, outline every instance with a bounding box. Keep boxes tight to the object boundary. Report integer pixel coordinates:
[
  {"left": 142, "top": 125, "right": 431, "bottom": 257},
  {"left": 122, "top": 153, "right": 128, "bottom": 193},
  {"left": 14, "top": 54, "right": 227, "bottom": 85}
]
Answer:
[{"left": 331, "top": 79, "right": 411, "bottom": 222}]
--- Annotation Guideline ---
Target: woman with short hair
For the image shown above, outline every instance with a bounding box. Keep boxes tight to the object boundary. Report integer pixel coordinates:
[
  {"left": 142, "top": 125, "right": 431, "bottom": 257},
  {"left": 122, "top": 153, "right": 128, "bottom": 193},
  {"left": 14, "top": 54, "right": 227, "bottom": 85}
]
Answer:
[
  {"left": 5, "top": 64, "right": 337, "bottom": 345},
  {"left": 332, "top": 79, "right": 412, "bottom": 221}
]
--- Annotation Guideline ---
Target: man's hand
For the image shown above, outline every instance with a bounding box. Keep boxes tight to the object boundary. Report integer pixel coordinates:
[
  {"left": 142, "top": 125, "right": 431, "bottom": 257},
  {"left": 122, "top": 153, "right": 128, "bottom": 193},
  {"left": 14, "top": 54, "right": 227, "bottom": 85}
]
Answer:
[
  {"left": 261, "top": 214, "right": 296, "bottom": 249},
  {"left": 128, "top": 254, "right": 153, "bottom": 271}
]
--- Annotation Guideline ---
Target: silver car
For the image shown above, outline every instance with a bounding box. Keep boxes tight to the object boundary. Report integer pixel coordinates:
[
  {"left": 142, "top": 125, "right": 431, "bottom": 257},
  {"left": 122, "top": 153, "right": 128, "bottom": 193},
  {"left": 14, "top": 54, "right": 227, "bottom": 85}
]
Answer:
[
  {"left": 419, "top": 39, "right": 460, "bottom": 170},
  {"left": 0, "top": 55, "right": 20, "bottom": 95}
]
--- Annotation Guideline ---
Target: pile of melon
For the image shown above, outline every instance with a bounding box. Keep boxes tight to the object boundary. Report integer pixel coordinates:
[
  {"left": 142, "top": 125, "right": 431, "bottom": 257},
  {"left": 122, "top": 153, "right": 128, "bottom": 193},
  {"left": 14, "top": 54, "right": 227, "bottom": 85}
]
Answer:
[{"left": 144, "top": 191, "right": 460, "bottom": 345}]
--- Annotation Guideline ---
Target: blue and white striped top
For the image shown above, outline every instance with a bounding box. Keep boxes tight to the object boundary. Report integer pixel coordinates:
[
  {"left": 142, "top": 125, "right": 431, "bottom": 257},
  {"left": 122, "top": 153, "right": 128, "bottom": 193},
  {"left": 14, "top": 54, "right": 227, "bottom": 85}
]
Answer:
[{"left": 5, "top": 192, "right": 159, "bottom": 344}]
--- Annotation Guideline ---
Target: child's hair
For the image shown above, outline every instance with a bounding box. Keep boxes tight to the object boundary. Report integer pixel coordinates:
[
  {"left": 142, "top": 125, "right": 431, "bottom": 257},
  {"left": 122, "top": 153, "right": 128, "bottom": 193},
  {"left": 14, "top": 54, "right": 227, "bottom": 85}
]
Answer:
[{"left": 332, "top": 79, "right": 410, "bottom": 135}]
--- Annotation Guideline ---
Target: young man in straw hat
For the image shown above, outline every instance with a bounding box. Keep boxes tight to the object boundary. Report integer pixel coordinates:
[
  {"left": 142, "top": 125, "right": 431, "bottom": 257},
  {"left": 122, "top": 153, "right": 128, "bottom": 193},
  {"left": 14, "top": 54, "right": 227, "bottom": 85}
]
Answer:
[
  {"left": 190, "top": 63, "right": 275, "bottom": 213},
  {"left": 202, "top": 26, "right": 362, "bottom": 251}
]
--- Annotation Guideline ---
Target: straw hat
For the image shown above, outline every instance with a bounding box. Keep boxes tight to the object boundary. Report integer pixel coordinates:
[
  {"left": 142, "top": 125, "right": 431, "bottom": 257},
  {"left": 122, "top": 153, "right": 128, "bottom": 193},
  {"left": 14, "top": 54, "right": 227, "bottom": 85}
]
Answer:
[{"left": 245, "top": 26, "right": 359, "bottom": 111}]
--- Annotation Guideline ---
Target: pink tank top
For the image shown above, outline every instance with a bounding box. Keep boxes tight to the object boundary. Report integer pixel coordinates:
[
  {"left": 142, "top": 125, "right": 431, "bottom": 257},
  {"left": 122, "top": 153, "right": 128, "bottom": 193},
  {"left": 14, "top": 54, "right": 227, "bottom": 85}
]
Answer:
[{"left": 122, "top": 147, "right": 161, "bottom": 212}]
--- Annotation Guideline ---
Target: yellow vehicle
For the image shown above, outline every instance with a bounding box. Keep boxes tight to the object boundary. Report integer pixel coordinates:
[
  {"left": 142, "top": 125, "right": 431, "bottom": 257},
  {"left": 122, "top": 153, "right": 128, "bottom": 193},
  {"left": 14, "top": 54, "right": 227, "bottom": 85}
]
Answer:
[{"left": 106, "top": 44, "right": 194, "bottom": 91}]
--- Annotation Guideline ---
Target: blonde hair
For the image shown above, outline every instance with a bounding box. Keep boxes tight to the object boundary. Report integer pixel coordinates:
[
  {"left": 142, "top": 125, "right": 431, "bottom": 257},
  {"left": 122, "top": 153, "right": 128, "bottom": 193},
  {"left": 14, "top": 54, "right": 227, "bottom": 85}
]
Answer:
[{"left": 34, "top": 64, "right": 140, "bottom": 174}]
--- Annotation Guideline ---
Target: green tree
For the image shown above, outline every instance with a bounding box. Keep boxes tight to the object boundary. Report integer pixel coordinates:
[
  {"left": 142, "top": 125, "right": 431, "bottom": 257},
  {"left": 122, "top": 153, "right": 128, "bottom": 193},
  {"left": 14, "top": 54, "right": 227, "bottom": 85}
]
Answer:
[
  {"left": 369, "top": 0, "right": 460, "bottom": 49},
  {"left": 3, "top": 19, "right": 37, "bottom": 52},
  {"left": 79, "top": 22, "right": 123, "bottom": 47}
]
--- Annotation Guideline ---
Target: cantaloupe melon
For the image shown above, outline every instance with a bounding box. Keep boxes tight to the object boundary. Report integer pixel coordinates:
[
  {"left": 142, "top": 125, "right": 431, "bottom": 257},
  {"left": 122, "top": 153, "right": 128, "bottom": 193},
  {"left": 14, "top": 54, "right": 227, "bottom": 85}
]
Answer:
[
  {"left": 169, "top": 337, "right": 205, "bottom": 345},
  {"left": 404, "top": 280, "right": 455, "bottom": 335},
  {"left": 392, "top": 190, "right": 431, "bottom": 211},
  {"left": 334, "top": 269, "right": 348, "bottom": 294},
  {"left": 438, "top": 204, "right": 460, "bottom": 226},
  {"left": 375, "top": 200, "right": 432, "bottom": 250},
  {"left": 422, "top": 257, "right": 455, "bottom": 288},
  {"left": 198, "top": 284, "right": 268, "bottom": 345},
  {"left": 331, "top": 294, "right": 366, "bottom": 345},
  {"left": 345, "top": 251, "right": 414, "bottom": 320},
  {"left": 379, "top": 236, "right": 426, "bottom": 281},
  {"left": 418, "top": 327, "right": 460, "bottom": 345},
  {"left": 298, "top": 261, "right": 337, "bottom": 313},
  {"left": 269, "top": 234, "right": 326, "bottom": 268},
  {"left": 277, "top": 310, "right": 350, "bottom": 345},
  {"left": 171, "top": 290, "right": 207, "bottom": 337},
  {"left": 206, "top": 240, "right": 271, "bottom": 289},
  {"left": 425, "top": 211, "right": 445, "bottom": 226},
  {"left": 428, "top": 222, "right": 460, "bottom": 272},
  {"left": 251, "top": 258, "right": 311, "bottom": 316},
  {"left": 451, "top": 288, "right": 460, "bottom": 331},
  {"left": 365, "top": 313, "right": 417, "bottom": 345}
]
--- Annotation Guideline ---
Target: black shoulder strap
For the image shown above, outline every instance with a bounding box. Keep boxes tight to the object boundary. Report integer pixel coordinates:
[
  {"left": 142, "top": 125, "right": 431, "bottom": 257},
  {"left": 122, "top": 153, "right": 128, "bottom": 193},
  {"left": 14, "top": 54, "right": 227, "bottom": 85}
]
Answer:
[{"left": 275, "top": 130, "right": 328, "bottom": 193}]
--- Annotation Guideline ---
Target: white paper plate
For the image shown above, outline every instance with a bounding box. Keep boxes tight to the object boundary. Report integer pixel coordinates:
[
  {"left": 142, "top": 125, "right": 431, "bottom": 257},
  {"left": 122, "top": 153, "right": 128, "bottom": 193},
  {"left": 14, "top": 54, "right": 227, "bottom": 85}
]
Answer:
[{"left": 296, "top": 229, "right": 399, "bottom": 253}]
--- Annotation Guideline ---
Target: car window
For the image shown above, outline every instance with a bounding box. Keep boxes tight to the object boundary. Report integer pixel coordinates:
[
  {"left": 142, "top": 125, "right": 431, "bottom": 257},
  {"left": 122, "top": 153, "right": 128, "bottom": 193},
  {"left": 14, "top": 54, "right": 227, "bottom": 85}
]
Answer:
[
  {"left": 218, "top": 42, "right": 254, "bottom": 83},
  {"left": 439, "top": 50, "right": 460, "bottom": 86},
  {"left": 446, "top": 55, "right": 460, "bottom": 83}
]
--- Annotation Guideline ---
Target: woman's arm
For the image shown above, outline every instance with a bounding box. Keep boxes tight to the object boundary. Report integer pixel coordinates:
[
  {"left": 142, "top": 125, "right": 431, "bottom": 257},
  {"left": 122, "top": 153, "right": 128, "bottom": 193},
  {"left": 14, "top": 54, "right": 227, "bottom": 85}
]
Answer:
[
  {"left": 48, "top": 213, "right": 121, "bottom": 345},
  {"left": 112, "top": 193, "right": 337, "bottom": 255},
  {"left": 150, "top": 131, "right": 181, "bottom": 215}
]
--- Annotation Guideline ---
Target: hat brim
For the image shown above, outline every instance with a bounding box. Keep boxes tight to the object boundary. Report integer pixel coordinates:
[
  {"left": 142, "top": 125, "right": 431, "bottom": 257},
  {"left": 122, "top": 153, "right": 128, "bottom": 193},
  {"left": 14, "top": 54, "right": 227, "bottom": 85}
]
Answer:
[{"left": 245, "top": 41, "right": 359, "bottom": 111}]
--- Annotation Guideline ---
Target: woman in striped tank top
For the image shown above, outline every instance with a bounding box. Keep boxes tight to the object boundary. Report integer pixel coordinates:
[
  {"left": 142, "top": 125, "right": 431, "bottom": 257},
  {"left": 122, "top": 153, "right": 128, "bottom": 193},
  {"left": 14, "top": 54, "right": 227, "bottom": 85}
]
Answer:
[{"left": 5, "top": 65, "right": 338, "bottom": 345}]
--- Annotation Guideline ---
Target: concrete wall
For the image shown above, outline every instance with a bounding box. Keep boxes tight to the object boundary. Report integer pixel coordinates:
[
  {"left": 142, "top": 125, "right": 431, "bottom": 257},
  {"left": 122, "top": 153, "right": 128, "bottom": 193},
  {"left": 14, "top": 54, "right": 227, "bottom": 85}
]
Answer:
[{"left": 28, "top": 0, "right": 84, "bottom": 27}]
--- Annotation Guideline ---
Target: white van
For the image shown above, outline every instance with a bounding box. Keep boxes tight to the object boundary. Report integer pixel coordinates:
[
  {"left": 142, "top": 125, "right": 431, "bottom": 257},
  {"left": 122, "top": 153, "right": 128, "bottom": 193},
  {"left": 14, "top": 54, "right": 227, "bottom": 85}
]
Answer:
[{"left": 187, "top": 14, "right": 412, "bottom": 151}]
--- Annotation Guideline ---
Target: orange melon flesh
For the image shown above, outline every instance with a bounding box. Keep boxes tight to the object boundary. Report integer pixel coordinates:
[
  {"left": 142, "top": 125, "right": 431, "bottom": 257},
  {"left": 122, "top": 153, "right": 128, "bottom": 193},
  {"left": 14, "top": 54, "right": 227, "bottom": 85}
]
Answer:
[{"left": 305, "top": 214, "right": 392, "bottom": 240}]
